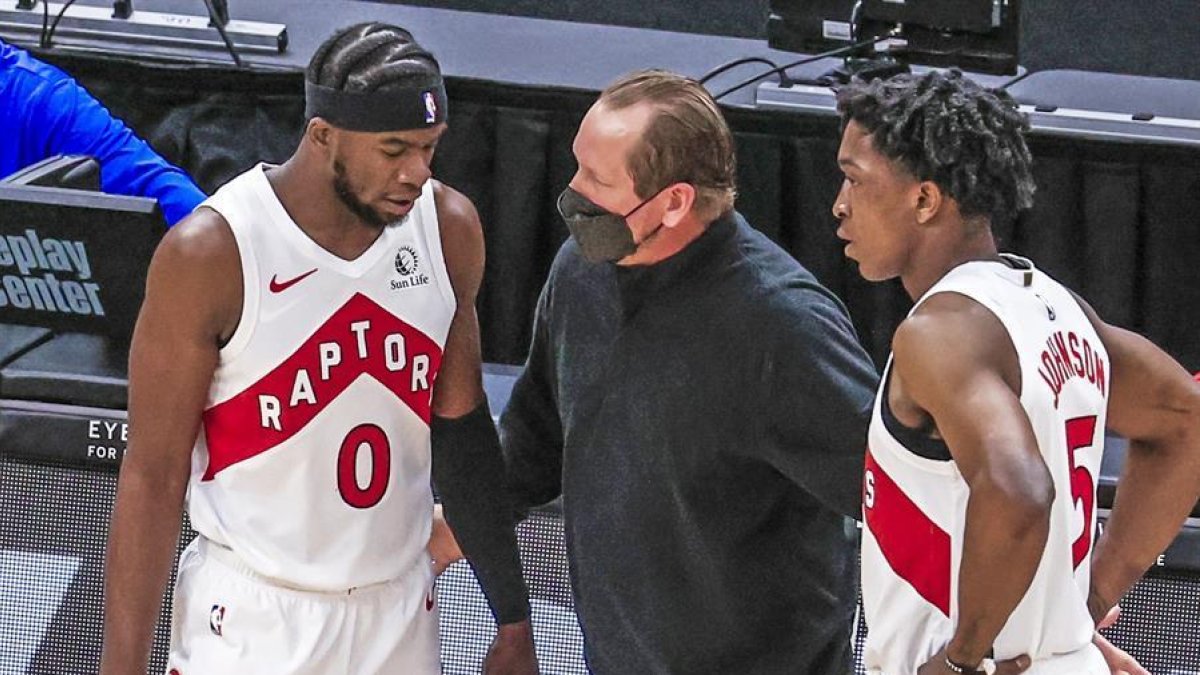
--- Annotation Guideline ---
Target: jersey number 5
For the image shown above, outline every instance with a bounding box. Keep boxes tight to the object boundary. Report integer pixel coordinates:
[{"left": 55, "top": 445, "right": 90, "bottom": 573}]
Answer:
[
  {"left": 1066, "top": 415, "right": 1098, "bottom": 569},
  {"left": 338, "top": 424, "right": 391, "bottom": 509}
]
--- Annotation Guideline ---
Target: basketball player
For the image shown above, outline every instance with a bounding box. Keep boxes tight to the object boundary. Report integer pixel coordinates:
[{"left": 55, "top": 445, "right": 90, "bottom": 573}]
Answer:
[
  {"left": 100, "top": 24, "right": 536, "bottom": 674},
  {"left": 833, "top": 70, "right": 1200, "bottom": 675}
]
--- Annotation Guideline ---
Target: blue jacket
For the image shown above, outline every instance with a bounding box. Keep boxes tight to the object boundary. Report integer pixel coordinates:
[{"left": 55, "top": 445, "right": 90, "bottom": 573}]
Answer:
[{"left": 0, "top": 40, "right": 205, "bottom": 225}]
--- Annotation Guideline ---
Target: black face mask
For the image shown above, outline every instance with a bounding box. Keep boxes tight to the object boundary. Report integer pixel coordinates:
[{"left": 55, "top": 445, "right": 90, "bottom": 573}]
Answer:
[{"left": 557, "top": 186, "right": 665, "bottom": 263}]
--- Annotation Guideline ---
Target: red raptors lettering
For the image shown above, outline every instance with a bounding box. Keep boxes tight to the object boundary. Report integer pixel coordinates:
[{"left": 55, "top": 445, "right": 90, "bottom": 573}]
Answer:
[
  {"left": 201, "top": 293, "right": 443, "bottom": 479},
  {"left": 258, "top": 320, "right": 432, "bottom": 431}
]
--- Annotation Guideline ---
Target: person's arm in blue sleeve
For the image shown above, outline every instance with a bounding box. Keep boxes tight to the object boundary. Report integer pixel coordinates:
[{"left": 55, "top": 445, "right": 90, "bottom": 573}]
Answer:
[{"left": 10, "top": 46, "right": 205, "bottom": 225}]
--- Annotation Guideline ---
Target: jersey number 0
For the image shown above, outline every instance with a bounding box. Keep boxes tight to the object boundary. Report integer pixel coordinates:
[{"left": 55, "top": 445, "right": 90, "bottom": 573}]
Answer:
[{"left": 337, "top": 423, "right": 391, "bottom": 509}]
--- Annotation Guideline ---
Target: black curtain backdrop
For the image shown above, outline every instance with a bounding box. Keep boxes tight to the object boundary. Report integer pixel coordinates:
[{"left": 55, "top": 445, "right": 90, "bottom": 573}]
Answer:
[{"left": 46, "top": 52, "right": 1200, "bottom": 372}]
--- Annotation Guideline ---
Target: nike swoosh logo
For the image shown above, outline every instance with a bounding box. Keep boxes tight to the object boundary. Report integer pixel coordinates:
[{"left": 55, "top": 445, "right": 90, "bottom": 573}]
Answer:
[{"left": 269, "top": 269, "right": 317, "bottom": 293}]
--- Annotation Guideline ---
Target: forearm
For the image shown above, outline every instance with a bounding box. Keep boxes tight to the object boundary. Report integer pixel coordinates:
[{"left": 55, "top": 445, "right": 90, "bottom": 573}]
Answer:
[
  {"left": 432, "top": 403, "right": 530, "bottom": 625},
  {"left": 100, "top": 467, "right": 186, "bottom": 674},
  {"left": 94, "top": 139, "right": 205, "bottom": 225},
  {"left": 1090, "top": 438, "right": 1200, "bottom": 620},
  {"left": 949, "top": 484, "right": 1051, "bottom": 665}
]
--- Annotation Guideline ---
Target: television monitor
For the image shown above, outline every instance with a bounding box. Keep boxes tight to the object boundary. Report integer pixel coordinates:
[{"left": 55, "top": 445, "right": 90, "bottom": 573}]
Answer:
[
  {"left": 767, "top": 0, "right": 861, "bottom": 57},
  {"left": 768, "top": 0, "right": 1022, "bottom": 75}
]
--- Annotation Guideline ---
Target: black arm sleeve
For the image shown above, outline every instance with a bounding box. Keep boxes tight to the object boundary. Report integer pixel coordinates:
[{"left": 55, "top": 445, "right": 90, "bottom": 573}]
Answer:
[
  {"left": 431, "top": 403, "right": 531, "bottom": 625},
  {"left": 499, "top": 278, "right": 565, "bottom": 514}
]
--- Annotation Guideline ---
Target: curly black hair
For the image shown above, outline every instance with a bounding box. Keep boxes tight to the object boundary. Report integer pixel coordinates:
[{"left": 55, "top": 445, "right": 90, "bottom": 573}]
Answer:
[
  {"left": 836, "top": 70, "right": 1035, "bottom": 228},
  {"left": 306, "top": 22, "right": 441, "bottom": 94}
]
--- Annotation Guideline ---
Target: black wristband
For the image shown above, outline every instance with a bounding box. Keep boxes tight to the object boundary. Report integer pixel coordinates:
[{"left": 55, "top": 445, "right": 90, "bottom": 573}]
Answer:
[{"left": 431, "top": 401, "right": 531, "bottom": 625}]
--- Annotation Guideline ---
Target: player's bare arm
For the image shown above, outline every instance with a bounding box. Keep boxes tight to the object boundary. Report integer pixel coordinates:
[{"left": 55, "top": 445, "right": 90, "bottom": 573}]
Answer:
[
  {"left": 1075, "top": 295, "right": 1200, "bottom": 622},
  {"left": 431, "top": 181, "right": 537, "bottom": 674},
  {"left": 893, "top": 293, "right": 1052, "bottom": 671},
  {"left": 425, "top": 181, "right": 476, "bottom": 574},
  {"left": 431, "top": 181, "right": 488, "bottom": 417},
  {"left": 100, "top": 208, "right": 242, "bottom": 675}
]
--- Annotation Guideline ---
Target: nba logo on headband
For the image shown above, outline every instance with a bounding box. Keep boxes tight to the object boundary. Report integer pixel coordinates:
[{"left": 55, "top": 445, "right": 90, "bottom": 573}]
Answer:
[
  {"left": 304, "top": 80, "right": 446, "bottom": 131},
  {"left": 423, "top": 91, "right": 438, "bottom": 125}
]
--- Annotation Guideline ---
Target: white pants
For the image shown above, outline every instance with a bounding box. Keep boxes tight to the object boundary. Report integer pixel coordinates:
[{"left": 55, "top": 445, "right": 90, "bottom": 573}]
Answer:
[{"left": 165, "top": 536, "right": 440, "bottom": 675}]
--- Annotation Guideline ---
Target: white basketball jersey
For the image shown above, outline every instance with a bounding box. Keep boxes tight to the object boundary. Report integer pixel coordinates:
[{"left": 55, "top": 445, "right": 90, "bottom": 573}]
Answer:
[
  {"left": 186, "top": 164, "right": 456, "bottom": 591},
  {"left": 861, "top": 256, "right": 1110, "bottom": 674}
]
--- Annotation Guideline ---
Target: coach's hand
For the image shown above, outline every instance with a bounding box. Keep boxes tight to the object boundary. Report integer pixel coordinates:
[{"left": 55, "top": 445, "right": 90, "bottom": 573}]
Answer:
[
  {"left": 484, "top": 619, "right": 539, "bottom": 674},
  {"left": 918, "top": 647, "right": 1030, "bottom": 675},
  {"left": 1093, "top": 632, "right": 1148, "bottom": 675},
  {"left": 429, "top": 504, "right": 464, "bottom": 575},
  {"left": 1094, "top": 607, "right": 1150, "bottom": 675}
]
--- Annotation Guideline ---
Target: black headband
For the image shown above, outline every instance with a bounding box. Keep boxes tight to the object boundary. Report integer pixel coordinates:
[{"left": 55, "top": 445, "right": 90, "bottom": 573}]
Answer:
[{"left": 304, "top": 80, "right": 448, "bottom": 132}]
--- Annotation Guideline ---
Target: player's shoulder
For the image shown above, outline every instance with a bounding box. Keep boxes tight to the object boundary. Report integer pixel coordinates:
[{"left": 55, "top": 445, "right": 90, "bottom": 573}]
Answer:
[
  {"left": 431, "top": 181, "right": 482, "bottom": 253},
  {"left": 431, "top": 180, "right": 481, "bottom": 235},
  {"left": 149, "top": 207, "right": 242, "bottom": 312},
  {"left": 900, "top": 292, "right": 996, "bottom": 345},
  {"left": 156, "top": 206, "right": 238, "bottom": 269},
  {"left": 141, "top": 207, "right": 243, "bottom": 339},
  {"left": 430, "top": 180, "right": 484, "bottom": 300},
  {"left": 895, "top": 291, "right": 1014, "bottom": 380}
]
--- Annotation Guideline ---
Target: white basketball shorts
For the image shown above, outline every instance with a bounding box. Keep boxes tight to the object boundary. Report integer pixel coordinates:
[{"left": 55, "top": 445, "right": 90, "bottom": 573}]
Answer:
[{"left": 164, "top": 536, "right": 439, "bottom": 674}]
